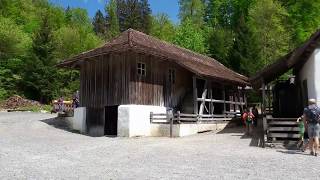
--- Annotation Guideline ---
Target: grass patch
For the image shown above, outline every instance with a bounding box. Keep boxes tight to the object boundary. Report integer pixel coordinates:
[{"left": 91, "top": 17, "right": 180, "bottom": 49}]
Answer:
[{"left": 17, "top": 104, "right": 52, "bottom": 112}]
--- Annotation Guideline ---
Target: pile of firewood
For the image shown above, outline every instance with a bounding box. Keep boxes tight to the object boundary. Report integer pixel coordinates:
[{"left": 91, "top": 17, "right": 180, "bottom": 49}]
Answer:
[{"left": 0, "top": 95, "right": 41, "bottom": 110}]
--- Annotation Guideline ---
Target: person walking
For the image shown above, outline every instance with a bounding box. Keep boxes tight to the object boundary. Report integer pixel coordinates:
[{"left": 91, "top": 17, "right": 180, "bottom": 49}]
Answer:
[
  {"left": 303, "top": 99, "right": 320, "bottom": 156},
  {"left": 242, "top": 108, "right": 255, "bottom": 135}
]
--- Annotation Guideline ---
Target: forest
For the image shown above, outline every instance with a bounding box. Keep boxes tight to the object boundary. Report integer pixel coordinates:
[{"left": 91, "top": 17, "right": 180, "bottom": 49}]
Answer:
[{"left": 0, "top": 0, "right": 320, "bottom": 104}]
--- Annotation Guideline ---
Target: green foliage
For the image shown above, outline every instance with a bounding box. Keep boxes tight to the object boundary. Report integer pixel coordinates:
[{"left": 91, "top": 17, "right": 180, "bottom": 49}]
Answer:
[
  {"left": 150, "top": 13, "right": 176, "bottom": 42},
  {"left": 0, "top": 0, "right": 319, "bottom": 104},
  {"left": 174, "top": 18, "right": 207, "bottom": 54},
  {"left": 280, "top": 0, "right": 320, "bottom": 46},
  {"left": 206, "top": 27, "right": 234, "bottom": 66},
  {"left": 179, "top": 0, "right": 205, "bottom": 26},
  {"left": 116, "top": 0, "right": 152, "bottom": 33},
  {"left": 0, "top": 17, "right": 31, "bottom": 59},
  {"left": 248, "top": 0, "right": 290, "bottom": 67},
  {"left": 0, "top": 0, "right": 101, "bottom": 102},
  {"left": 18, "top": 104, "right": 52, "bottom": 112},
  {"left": 93, "top": 10, "right": 106, "bottom": 37},
  {"left": 106, "top": 0, "right": 120, "bottom": 40}
]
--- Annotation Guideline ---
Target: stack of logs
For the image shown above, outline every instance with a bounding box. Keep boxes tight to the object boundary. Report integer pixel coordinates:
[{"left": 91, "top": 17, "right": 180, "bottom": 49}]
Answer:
[{"left": 0, "top": 95, "right": 41, "bottom": 109}]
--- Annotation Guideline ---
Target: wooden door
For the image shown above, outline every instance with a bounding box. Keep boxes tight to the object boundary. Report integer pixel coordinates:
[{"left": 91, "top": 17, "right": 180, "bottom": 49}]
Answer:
[{"left": 105, "top": 106, "right": 118, "bottom": 136}]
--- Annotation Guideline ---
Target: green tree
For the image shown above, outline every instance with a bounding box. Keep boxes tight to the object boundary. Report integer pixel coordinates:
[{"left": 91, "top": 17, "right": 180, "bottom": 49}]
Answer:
[
  {"left": 93, "top": 10, "right": 106, "bottom": 37},
  {"left": 248, "top": 0, "right": 290, "bottom": 67},
  {"left": 174, "top": 18, "right": 207, "bottom": 54},
  {"left": 0, "top": 17, "right": 31, "bottom": 99},
  {"left": 23, "top": 11, "right": 58, "bottom": 103},
  {"left": 115, "top": 0, "right": 152, "bottom": 33},
  {"left": 206, "top": 27, "right": 234, "bottom": 66},
  {"left": 139, "top": 0, "right": 152, "bottom": 34},
  {"left": 106, "top": 0, "right": 120, "bottom": 39},
  {"left": 179, "top": 0, "right": 205, "bottom": 26},
  {"left": 150, "top": 13, "right": 176, "bottom": 42},
  {"left": 116, "top": 0, "right": 141, "bottom": 31},
  {"left": 280, "top": 0, "right": 320, "bottom": 45}
]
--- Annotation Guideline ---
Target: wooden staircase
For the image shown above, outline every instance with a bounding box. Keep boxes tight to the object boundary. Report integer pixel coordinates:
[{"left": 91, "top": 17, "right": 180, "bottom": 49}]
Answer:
[{"left": 264, "top": 117, "right": 300, "bottom": 147}]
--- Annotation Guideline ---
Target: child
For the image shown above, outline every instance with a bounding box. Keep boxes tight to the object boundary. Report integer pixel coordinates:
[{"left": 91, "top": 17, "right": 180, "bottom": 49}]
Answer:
[
  {"left": 242, "top": 108, "right": 255, "bottom": 135},
  {"left": 297, "top": 116, "right": 305, "bottom": 149},
  {"left": 296, "top": 116, "right": 309, "bottom": 151}
]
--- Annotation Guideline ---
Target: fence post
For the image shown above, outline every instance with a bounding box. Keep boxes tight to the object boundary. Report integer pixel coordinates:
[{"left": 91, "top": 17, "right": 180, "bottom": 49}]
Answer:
[
  {"left": 150, "top": 112, "right": 153, "bottom": 123},
  {"left": 177, "top": 111, "right": 181, "bottom": 124},
  {"left": 170, "top": 117, "right": 173, "bottom": 138},
  {"left": 167, "top": 108, "right": 173, "bottom": 138}
]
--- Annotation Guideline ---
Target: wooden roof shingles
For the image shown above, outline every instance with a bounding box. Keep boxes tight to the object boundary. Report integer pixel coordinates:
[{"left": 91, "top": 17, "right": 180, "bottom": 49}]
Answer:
[{"left": 57, "top": 29, "right": 249, "bottom": 85}]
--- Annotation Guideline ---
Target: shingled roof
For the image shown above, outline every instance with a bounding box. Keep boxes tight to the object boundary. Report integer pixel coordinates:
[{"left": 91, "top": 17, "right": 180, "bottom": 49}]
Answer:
[
  {"left": 57, "top": 29, "right": 248, "bottom": 85},
  {"left": 250, "top": 29, "right": 320, "bottom": 88}
]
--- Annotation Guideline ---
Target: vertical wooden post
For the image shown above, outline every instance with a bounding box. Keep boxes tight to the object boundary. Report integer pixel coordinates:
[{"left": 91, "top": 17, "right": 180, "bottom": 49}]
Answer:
[
  {"left": 150, "top": 112, "right": 153, "bottom": 123},
  {"left": 268, "top": 85, "right": 271, "bottom": 114},
  {"left": 209, "top": 82, "right": 213, "bottom": 115},
  {"left": 222, "top": 85, "right": 226, "bottom": 118},
  {"left": 199, "top": 80, "right": 208, "bottom": 115},
  {"left": 170, "top": 117, "right": 173, "bottom": 138},
  {"left": 193, "top": 76, "right": 198, "bottom": 115},
  {"left": 177, "top": 111, "right": 181, "bottom": 124},
  {"left": 239, "top": 87, "right": 243, "bottom": 113},
  {"left": 233, "top": 91, "right": 236, "bottom": 112},
  {"left": 244, "top": 89, "right": 247, "bottom": 108},
  {"left": 262, "top": 81, "right": 266, "bottom": 117}
]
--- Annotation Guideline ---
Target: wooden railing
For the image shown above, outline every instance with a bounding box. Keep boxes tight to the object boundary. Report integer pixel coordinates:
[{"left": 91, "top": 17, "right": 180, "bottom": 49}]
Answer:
[{"left": 150, "top": 111, "right": 238, "bottom": 124}]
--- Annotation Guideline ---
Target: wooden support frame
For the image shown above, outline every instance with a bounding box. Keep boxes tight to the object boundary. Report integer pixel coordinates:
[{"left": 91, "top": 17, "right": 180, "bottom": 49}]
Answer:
[
  {"left": 222, "top": 86, "right": 226, "bottom": 117},
  {"left": 193, "top": 76, "right": 198, "bottom": 115},
  {"left": 262, "top": 80, "right": 266, "bottom": 117},
  {"left": 199, "top": 80, "right": 208, "bottom": 115}
]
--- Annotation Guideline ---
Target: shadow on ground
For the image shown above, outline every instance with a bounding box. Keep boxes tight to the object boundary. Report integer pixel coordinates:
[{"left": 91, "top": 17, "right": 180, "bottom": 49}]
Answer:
[
  {"left": 41, "top": 117, "right": 81, "bottom": 134},
  {"left": 276, "top": 150, "right": 312, "bottom": 156},
  {"left": 217, "top": 118, "right": 265, "bottom": 148}
]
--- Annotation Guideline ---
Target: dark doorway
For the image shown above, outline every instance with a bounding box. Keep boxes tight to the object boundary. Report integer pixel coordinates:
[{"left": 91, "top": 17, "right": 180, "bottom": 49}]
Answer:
[{"left": 105, "top": 106, "right": 118, "bottom": 136}]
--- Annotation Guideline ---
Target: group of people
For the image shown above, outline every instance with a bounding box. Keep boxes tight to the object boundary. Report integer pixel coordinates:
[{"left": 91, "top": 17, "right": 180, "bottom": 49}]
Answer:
[
  {"left": 242, "top": 105, "right": 259, "bottom": 135},
  {"left": 241, "top": 99, "right": 320, "bottom": 156},
  {"left": 296, "top": 99, "right": 320, "bottom": 156}
]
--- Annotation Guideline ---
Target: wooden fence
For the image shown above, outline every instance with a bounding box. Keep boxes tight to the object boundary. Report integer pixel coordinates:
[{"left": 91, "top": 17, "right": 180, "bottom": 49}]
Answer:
[{"left": 150, "top": 111, "right": 238, "bottom": 124}]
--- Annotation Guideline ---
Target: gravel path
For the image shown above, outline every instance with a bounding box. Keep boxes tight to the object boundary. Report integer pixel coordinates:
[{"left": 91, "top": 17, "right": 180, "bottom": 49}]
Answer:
[{"left": 0, "top": 112, "right": 319, "bottom": 180}]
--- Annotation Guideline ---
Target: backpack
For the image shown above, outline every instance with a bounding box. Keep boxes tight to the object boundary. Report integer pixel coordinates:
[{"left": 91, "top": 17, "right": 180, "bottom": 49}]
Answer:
[
  {"left": 247, "top": 114, "right": 253, "bottom": 121},
  {"left": 305, "top": 105, "right": 320, "bottom": 124}
]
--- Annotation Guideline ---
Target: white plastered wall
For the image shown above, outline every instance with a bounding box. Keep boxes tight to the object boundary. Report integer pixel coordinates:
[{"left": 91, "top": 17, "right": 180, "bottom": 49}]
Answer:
[
  {"left": 73, "top": 107, "right": 86, "bottom": 134},
  {"left": 118, "top": 105, "right": 166, "bottom": 137},
  {"left": 299, "top": 48, "right": 320, "bottom": 106}
]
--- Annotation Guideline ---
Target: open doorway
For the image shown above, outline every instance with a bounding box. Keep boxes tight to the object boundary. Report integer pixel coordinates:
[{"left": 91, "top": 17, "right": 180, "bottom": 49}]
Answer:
[{"left": 105, "top": 106, "right": 118, "bottom": 136}]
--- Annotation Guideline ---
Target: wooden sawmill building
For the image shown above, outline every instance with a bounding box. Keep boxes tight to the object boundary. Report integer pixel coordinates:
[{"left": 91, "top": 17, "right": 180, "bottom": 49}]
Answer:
[{"left": 58, "top": 29, "right": 249, "bottom": 137}]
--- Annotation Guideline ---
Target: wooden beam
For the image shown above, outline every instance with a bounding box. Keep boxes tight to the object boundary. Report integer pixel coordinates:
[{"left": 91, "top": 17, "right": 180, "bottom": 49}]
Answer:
[
  {"left": 262, "top": 81, "right": 266, "bottom": 116},
  {"left": 222, "top": 86, "right": 226, "bottom": 117},
  {"left": 193, "top": 76, "right": 198, "bottom": 114},
  {"left": 199, "top": 80, "right": 208, "bottom": 115},
  {"left": 196, "top": 98, "right": 246, "bottom": 105}
]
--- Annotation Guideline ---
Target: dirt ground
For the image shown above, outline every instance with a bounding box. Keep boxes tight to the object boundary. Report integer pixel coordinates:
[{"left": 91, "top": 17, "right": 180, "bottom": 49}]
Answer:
[{"left": 0, "top": 112, "right": 320, "bottom": 180}]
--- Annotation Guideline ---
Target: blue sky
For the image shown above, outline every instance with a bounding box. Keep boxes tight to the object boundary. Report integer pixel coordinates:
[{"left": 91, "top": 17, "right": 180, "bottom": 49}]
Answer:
[{"left": 50, "top": 0, "right": 180, "bottom": 23}]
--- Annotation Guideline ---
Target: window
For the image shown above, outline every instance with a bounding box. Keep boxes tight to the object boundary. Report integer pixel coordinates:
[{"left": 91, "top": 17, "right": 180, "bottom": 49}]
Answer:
[
  {"left": 137, "top": 62, "right": 146, "bottom": 76},
  {"left": 169, "top": 69, "right": 176, "bottom": 84}
]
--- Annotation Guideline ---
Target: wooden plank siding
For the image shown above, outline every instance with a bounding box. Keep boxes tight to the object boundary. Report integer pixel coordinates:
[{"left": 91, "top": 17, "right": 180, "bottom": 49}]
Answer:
[{"left": 80, "top": 51, "right": 193, "bottom": 110}]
